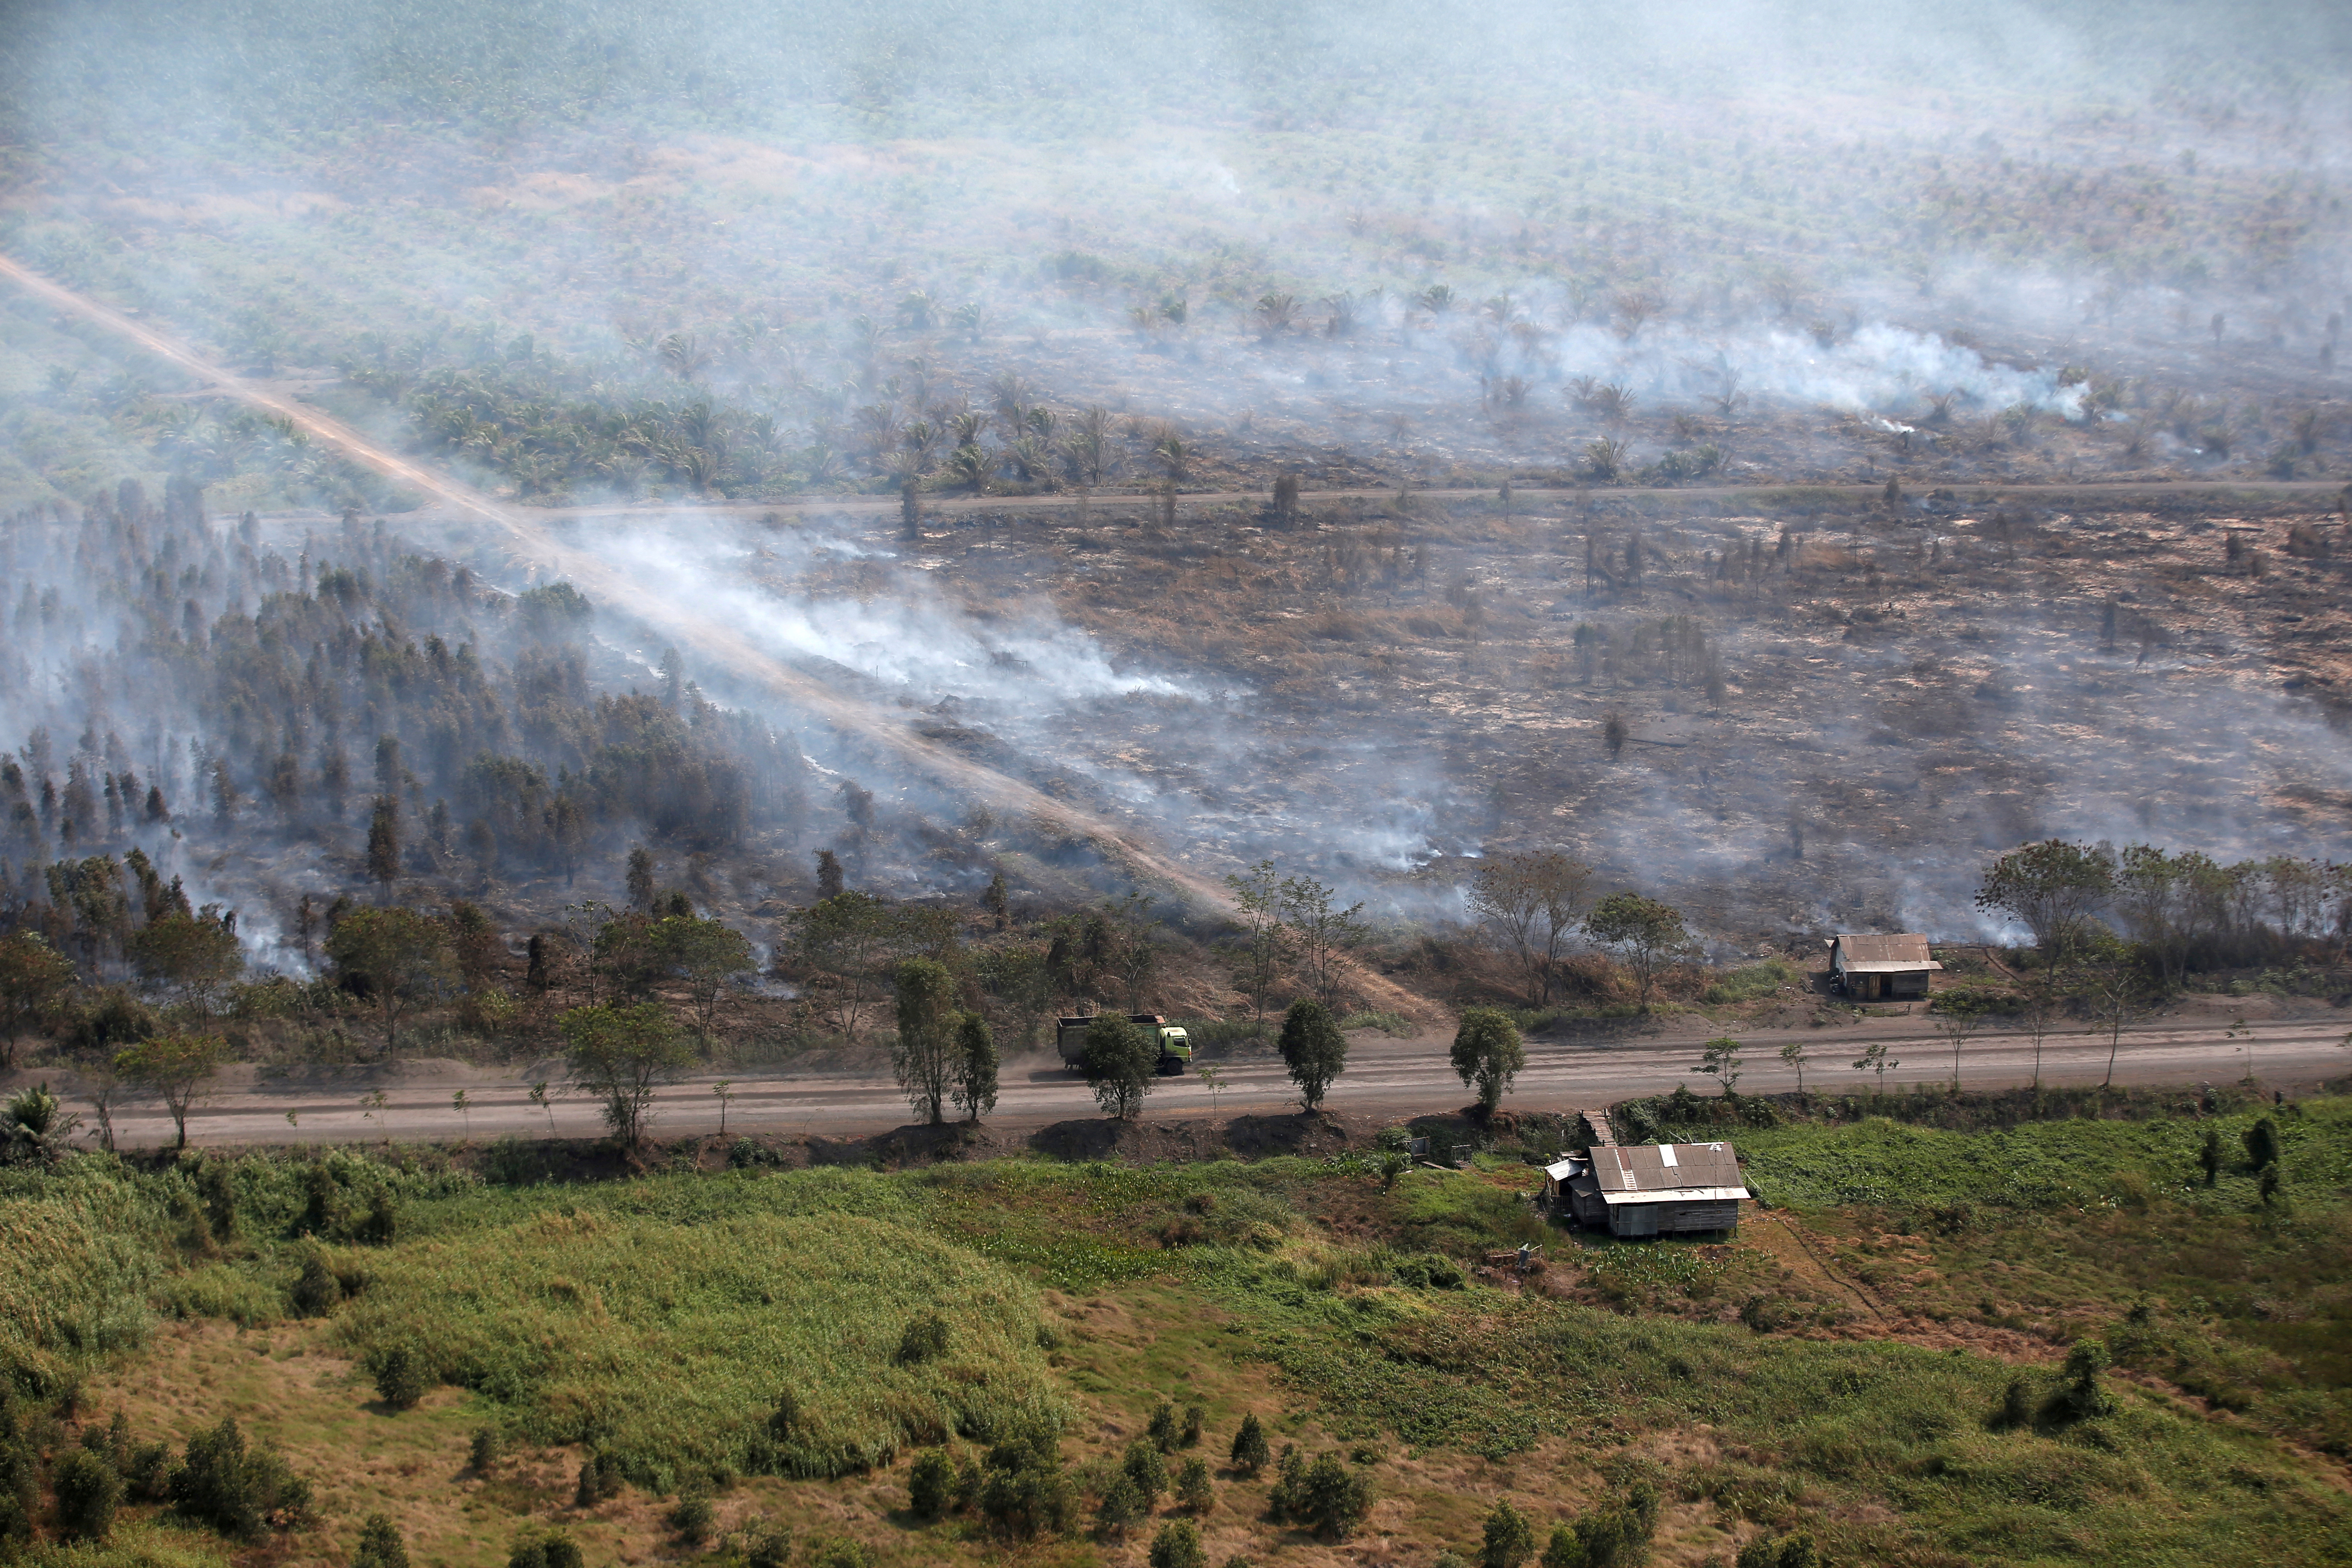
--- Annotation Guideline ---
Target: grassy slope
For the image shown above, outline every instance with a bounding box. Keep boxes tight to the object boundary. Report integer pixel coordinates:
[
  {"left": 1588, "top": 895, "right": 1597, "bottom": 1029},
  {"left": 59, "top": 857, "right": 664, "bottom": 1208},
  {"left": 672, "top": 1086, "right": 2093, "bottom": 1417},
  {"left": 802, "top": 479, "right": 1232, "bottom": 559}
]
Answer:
[{"left": 6, "top": 1099, "right": 2351, "bottom": 1567}]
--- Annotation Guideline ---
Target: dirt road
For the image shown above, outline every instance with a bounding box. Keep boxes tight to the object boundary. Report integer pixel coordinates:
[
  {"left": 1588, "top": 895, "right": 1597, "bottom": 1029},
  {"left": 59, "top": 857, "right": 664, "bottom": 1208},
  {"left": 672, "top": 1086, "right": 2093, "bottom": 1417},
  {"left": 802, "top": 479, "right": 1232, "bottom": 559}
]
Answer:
[{"left": 44, "top": 1014, "right": 2346, "bottom": 1152}]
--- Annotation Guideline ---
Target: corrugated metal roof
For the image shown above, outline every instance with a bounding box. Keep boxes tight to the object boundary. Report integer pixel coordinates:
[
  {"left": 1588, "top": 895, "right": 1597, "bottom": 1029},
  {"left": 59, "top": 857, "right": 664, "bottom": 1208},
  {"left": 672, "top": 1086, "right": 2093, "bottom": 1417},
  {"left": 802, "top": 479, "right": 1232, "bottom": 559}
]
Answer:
[
  {"left": 1839, "top": 959, "right": 1945, "bottom": 974},
  {"left": 1833, "top": 933, "right": 1935, "bottom": 965},
  {"left": 1542, "top": 1159, "right": 1581, "bottom": 1181},
  {"left": 1600, "top": 1186, "right": 1749, "bottom": 1205},
  {"left": 1591, "top": 1142, "right": 1744, "bottom": 1195}
]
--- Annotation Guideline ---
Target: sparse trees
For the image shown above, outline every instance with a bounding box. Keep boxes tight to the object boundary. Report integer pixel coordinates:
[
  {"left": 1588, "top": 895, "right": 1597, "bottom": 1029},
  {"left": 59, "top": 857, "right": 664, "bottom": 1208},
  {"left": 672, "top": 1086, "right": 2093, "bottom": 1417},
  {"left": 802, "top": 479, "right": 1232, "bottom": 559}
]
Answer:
[
  {"left": 789, "top": 892, "right": 894, "bottom": 1042},
  {"left": 1224, "top": 861, "right": 1292, "bottom": 1037},
  {"left": 892, "top": 959, "right": 959, "bottom": 1124},
  {"left": 1282, "top": 874, "right": 1367, "bottom": 1009},
  {"left": 1974, "top": 841, "right": 2115, "bottom": 970},
  {"left": 655, "top": 915, "right": 755, "bottom": 1043},
  {"left": 1083, "top": 1013, "right": 1156, "bottom": 1120},
  {"left": 1931, "top": 989, "right": 1994, "bottom": 1090},
  {"left": 115, "top": 1032, "right": 229, "bottom": 1148},
  {"left": 1278, "top": 998, "right": 1348, "bottom": 1111},
  {"left": 561, "top": 1001, "right": 691, "bottom": 1154},
  {"left": 1450, "top": 1007, "right": 1526, "bottom": 1112},
  {"left": 323, "top": 908, "right": 455, "bottom": 1056},
  {"left": 1583, "top": 893, "right": 1689, "bottom": 1009},
  {"left": 1467, "top": 851, "right": 1593, "bottom": 1006},
  {"left": 1778, "top": 1039, "right": 1809, "bottom": 1094}
]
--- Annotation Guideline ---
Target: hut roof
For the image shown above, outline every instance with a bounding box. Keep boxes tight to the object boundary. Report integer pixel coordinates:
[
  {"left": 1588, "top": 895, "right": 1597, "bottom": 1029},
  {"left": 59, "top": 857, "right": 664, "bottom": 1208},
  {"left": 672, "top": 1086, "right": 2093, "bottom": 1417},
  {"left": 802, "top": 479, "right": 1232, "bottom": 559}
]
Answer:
[{"left": 1587, "top": 1142, "right": 1749, "bottom": 1205}]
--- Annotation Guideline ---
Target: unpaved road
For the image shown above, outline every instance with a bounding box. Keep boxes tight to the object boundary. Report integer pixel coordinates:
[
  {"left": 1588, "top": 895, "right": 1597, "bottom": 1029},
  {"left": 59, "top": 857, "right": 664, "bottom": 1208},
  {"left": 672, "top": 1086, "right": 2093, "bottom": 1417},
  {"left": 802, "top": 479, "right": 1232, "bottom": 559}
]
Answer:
[{"left": 42, "top": 1015, "right": 2348, "bottom": 1152}]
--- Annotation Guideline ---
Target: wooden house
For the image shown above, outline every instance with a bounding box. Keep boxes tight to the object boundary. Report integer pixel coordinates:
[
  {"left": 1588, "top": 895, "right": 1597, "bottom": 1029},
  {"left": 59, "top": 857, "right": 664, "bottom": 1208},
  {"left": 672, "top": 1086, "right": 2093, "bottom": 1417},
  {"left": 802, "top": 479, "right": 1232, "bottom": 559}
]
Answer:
[
  {"left": 1547, "top": 1142, "right": 1747, "bottom": 1237},
  {"left": 1827, "top": 932, "right": 1941, "bottom": 1000}
]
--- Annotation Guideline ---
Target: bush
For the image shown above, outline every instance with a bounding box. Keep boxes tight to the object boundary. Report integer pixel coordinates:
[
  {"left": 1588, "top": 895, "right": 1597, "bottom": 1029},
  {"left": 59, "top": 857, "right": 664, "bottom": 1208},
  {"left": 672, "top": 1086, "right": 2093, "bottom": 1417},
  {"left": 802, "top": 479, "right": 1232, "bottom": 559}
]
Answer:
[
  {"left": 1270, "top": 1450, "right": 1372, "bottom": 1539},
  {"left": 1738, "top": 1532, "right": 1822, "bottom": 1568},
  {"left": 1181, "top": 1402, "right": 1204, "bottom": 1446},
  {"left": 1095, "top": 1474, "right": 1144, "bottom": 1538},
  {"left": 1124, "top": 1438, "right": 1167, "bottom": 1506},
  {"left": 575, "top": 1450, "right": 624, "bottom": 1507},
  {"left": 1540, "top": 1525, "right": 1583, "bottom": 1568},
  {"left": 509, "top": 1529, "right": 584, "bottom": 1568},
  {"left": 51, "top": 1448, "right": 121, "bottom": 1541},
  {"left": 372, "top": 1343, "right": 426, "bottom": 1409},
  {"left": 1230, "top": 1412, "right": 1269, "bottom": 1475},
  {"left": 1484, "top": 1499, "right": 1537, "bottom": 1568},
  {"left": 898, "top": 1312, "right": 950, "bottom": 1365},
  {"left": 470, "top": 1427, "right": 501, "bottom": 1473},
  {"left": 810, "top": 1539, "right": 870, "bottom": 1568},
  {"left": 668, "top": 1490, "right": 715, "bottom": 1543},
  {"left": 354, "top": 1513, "right": 409, "bottom": 1568},
  {"left": 907, "top": 1450, "right": 953, "bottom": 1519},
  {"left": 977, "top": 1427, "right": 1073, "bottom": 1539},
  {"left": 289, "top": 1254, "right": 342, "bottom": 1318},
  {"left": 1175, "top": 1455, "right": 1212, "bottom": 1513},
  {"left": 167, "top": 1417, "right": 314, "bottom": 1539},
  {"left": 1150, "top": 1519, "right": 1207, "bottom": 1568},
  {"left": 1148, "top": 1398, "right": 1180, "bottom": 1452}
]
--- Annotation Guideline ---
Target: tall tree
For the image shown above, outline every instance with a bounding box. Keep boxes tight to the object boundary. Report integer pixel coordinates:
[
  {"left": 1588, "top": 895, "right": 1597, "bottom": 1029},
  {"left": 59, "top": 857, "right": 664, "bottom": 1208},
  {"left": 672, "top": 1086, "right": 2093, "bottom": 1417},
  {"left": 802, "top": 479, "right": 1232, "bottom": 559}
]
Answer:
[
  {"left": 1974, "top": 840, "right": 2116, "bottom": 970},
  {"left": 127, "top": 909, "right": 245, "bottom": 1019},
  {"left": 1277, "top": 998, "right": 1348, "bottom": 1112},
  {"left": 366, "top": 797, "right": 401, "bottom": 901},
  {"left": 561, "top": 1001, "right": 690, "bottom": 1154},
  {"left": 0, "top": 932, "right": 78, "bottom": 1068},
  {"left": 1280, "top": 876, "right": 1367, "bottom": 1010},
  {"left": 951, "top": 1011, "right": 999, "bottom": 1122},
  {"left": 626, "top": 846, "right": 657, "bottom": 911},
  {"left": 115, "top": 1031, "right": 229, "bottom": 1149},
  {"left": 1466, "top": 851, "right": 1593, "bottom": 1006},
  {"left": 656, "top": 915, "right": 755, "bottom": 1043},
  {"left": 788, "top": 892, "right": 894, "bottom": 1041},
  {"left": 892, "top": 958, "right": 959, "bottom": 1124},
  {"left": 1450, "top": 1008, "right": 1526, "bottom": 1112},
  {"left": 324, "top": 907, "right": 454, "bottom": 1055},
  {"left": 1224, "top": 861, "right": 1290, "bottom": 1037}
]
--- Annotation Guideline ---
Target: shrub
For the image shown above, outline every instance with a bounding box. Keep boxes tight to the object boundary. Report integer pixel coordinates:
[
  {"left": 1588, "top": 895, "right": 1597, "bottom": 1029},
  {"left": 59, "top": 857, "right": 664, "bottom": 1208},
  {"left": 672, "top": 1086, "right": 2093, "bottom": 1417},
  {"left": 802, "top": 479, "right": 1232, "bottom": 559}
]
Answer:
[
  {"left": 51, "top": 1448, "right": 121, "bottom": 1541},
  {"left": 1124, "top": 1437, "right": 1167, "bottom": 1506},
  {"left": 978, "top": 1426, "right": 1073, "bottom": 1539},
  {"left": 354, "top": 1513, "right": 409, "bottom": 1568},
  {"left": 1737, "top": 1531, "right": 1822, "bottom": 1568},
  {"left": 811, "top": 1539, "right": 870, "bottom": 1568},
  {"left": 167, "top": 1417, "right": 314, "bottom": 1539},
  {"left": 733, "top": 1518, "right": 793, "bottom": 1568},
  {"left": 289, "top": 1254, "right": 342, "bottom": 1318},
  {"left": 1182, "top": 1402, "right": 1205, "bottom": 1446},
  {"left": 510, "top": 1529, "right": 584, "bottom": 1568},
  {"left": 1175, "top": 1455, "right": 1212, "bottom": 1513},
  {"left": 1096, "top": 1474, "right": 1144, "bottom": 1538},
  {"left": 907, "top": 1450, "right": 953, "bottom": 1519},
  {"left": 1230, "top": 1412, "right": 1270, "bottom": 1475},
  {"left": 1148, "top": 1399, "right": 1180, "bottom": 1452},
  {"left": 372, "top": 1343, "right": 425, "bottom": 1409},
  {"left": 1297, "top": 1453, "right": 1373, "bottom": 1539},
  {"left": 668, "top": 1490, "right": 714, "bottom": 1543},
  {"left": 124, "top": 1440, "right": 172, "bottom": 1500},
  {"left": 1150, "top": 1519, "right": 1207, "bottom": 1568},
  {"left": 2044, "top": 1338, "right": 2113, "bottom": 1424},
  {"left": 470, "top": 1427, "right": 501, "bottom": 1473},
  {"left": 898, "top": 1312, "right": 951, "bottom": 1364},
  {"left": 1484, "top": 1499, "right": 1537, "bottom": 1568},
  {"left": 1540, "top": 1525, "right": 1583, "bottom": 1568},
  {"left": 575, "top": 1450, "right": 624, "bottom": 1506}
]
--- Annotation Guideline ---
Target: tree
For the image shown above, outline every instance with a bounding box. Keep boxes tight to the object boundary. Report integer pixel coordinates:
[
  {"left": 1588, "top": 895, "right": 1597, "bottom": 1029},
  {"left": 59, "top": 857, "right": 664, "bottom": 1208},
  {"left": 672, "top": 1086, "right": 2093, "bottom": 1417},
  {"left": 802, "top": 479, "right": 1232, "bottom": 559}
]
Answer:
[
  {"left": 1777, "top": 1039, "right": 1809, "bottom": 1095},
  {"left": 1281, "top": 875, "right": 1367, "bottom": 1009},
  {"left": 1102, "top": 892, "right": 1161, "bottom": 1014},
  {"left": 353, "top": 1514, "right": 409, "bottom": 1568},
  {"left": 1230, "top": 1413, "right": 1270, "bottom": 1475},
  {"left": 655, "top": 915, "right": 755, "bottom": 1042},
  {"left": 115, "top": 1032, "right": 229, "bottom": 1148},
  {"left": 1278, "top": 998, "right": 1348, "bottom": 1111},
  {"left": 789, "top": 892, "right": 895, "bottom": 1041},
  {"left": 52, "top": 1447, "right": 122, "bottom": 1541},
  {"left": 1852, "top": 1039, "right": 1897, "bottom": 1092},
  {"left": 815, "top": 848, "right": 845, "bottom": 899},
  {"left": 626, "top": 847, "right": 657, "bottom": 911},
  {"left": 1931, "top": 989, "right": 1994, "bottom": 1090},
  {"left": 2081, "top": 964, "right": 2152, "bottom": 1087},
  {"left": 1696, "top": 1036, "right": 1743, "bottom": 1097},
  {"left": 1602, "top": 710, "right": 1628, "bottom": 760},
  {"left": 1482, "top": 1499, "right": 1537, "bottom": 1568},
  {"left": 0, "top": 932, "right": 77, "bottom": 1068},
  {"left": 892, "top": 959, "right": 959, "bottom": 1124},
  {"left": 1583, "top": 893, "right": 1689, "bottom": 1009},
  {"left": 1224, "top": 861, "right": 1291, "bottom": 1037},
  {"left": 2199, "top": 1126, "right": 2223, "bottom": 1186},
  {"left": 2015, "top": 980, "right": 2063, "bottom": 1088},
  {"left": 325, "top": 908, "right": 455, "bottom": 1056},
  {"left": 366, "top": 797, "right": 401, "bottom": 899},
  {"left": 1974, "top": 841, "right": 2115, "bottom": 970},
  {"left": 127, "top": 910, "right": 245, "bottom": 1019},
  {"left": 561, "top": 1001, "right": 691, "bottom": 1153},
  {"left": 1467, "top": 851, "right": 1594, "bottom": 1006},
  {"left": 952, "top": 1011, "right": 999, "bottom": 1122},
  {"left": 1148, "top": 1520, "right": 1205, "bottom": 1568},
  {"left": 1450, "top": 1008, "right": 1526, "bottom": 1112},
  {"left": 1083, "top": 1013, "right": 1156, "bottom": 1120}
]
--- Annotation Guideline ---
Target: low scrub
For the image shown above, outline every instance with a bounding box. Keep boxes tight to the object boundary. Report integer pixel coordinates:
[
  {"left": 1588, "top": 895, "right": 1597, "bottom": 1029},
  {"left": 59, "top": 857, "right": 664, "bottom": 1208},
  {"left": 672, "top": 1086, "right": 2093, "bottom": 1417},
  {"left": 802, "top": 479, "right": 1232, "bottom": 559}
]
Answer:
[{"left": 329, "top": 1210, "right": 1067, "bottom": 1484}]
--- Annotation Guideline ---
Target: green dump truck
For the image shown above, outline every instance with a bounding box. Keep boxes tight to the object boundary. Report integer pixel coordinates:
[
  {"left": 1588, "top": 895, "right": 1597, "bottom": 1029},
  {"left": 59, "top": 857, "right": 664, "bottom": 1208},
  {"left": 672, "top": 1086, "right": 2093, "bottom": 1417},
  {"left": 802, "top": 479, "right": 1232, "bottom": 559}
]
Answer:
[{"left": 1056, "top": 1013, "right": 1194, "bottom": 1075}]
